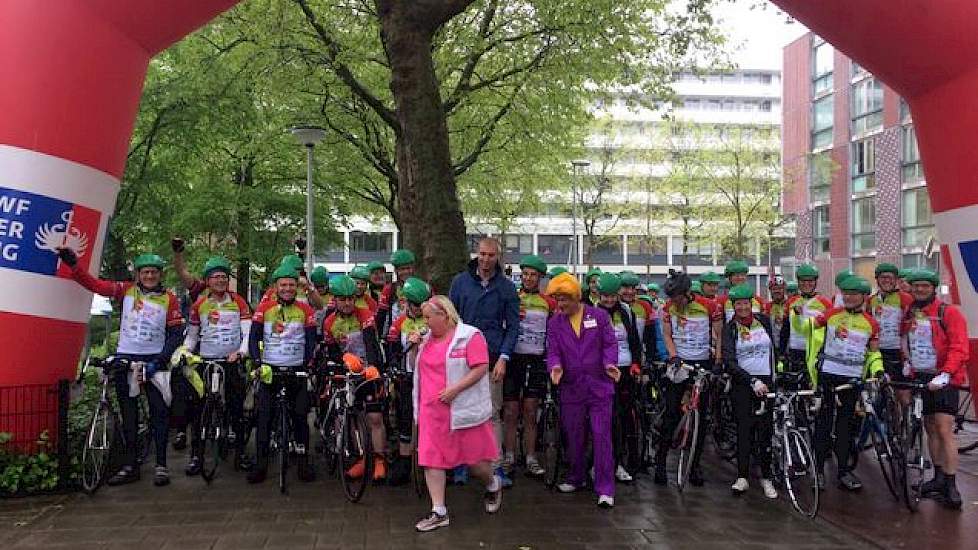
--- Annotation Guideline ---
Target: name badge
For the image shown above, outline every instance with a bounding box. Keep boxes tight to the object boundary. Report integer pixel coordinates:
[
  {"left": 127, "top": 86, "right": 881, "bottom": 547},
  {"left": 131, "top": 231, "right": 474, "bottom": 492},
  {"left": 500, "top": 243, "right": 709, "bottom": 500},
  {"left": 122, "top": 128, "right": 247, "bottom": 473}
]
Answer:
[{"left": 583, "top": 319, "right": 597, "bottom": 329}]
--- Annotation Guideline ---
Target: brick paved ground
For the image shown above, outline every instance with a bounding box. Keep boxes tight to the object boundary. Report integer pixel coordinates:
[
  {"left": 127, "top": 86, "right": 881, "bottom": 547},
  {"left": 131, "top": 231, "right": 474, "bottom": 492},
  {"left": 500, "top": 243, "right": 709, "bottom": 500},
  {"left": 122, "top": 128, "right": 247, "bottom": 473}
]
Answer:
[{"left": 4, "top": 417, "right": 978, "bottom": 549}]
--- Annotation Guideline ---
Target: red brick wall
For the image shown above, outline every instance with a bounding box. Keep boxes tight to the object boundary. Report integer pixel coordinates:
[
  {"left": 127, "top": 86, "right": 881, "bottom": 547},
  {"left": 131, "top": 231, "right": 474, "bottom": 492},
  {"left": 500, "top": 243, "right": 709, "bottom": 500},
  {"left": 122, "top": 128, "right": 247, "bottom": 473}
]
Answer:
[
  {"left": 828, "top": 50, "right": 851, "bottom": 263},
  {"left": 782, "top": 35, "right": 811, "bottom": 215}
]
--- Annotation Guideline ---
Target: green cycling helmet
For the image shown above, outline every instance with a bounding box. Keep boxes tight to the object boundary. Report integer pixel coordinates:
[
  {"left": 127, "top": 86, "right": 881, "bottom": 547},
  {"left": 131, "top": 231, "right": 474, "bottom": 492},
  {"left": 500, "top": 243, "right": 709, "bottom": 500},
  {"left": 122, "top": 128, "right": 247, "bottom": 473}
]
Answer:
[
  {"left": 585, "top": 267, "right": 603, "bottom": 282},
  {"left": 786, "top": 281, "right": 799, "bottom": 292},
  {"left": 638, "top": 294, "right": 655, "bottom": 305},
  {"left": 596, "top": 273, "right": 621, "bottom": 294},
  {"left": 547, "top": 266, "right": 568, "bottom": 278},
  {"left": 647, "top": 283, "right": 661, "bottom": 293},
  {"left": 366, "top": 261, "right": 386, "bottom": 274},
  {"left": 619, "top": 270, "right": 641, "bottom": 287},
  {"left": 133, "top": 253, "right": 166, "bottom": 271},
  {"left": 202, "top": 256, "right": 232, "bottom": 279},
  {"left": 875, "top": 263, "right": 899, "bottom": 277},
  {"left": 519, "top": 254, "right": 547, "bottom": 275},
  {"left": 699, "top": 271, "right": 723, "bottom": 284},
  {"left": 271, "top": 264, "right": 299, "bottom": 282},
  {"left": 724, "top": 260, "right": 749, "bottom": 276},
  {"left": 390, "top": 249, "right": 416, "bottom": 267},
  {"left": 796, "top": 264, "right": 819, "bottom": 280},
  {"left": 690, "top": 280, "right": 703, "bottom": 295},
  {"left": 349, "top": 265, "right": 371, "bottom": 281},
  {"left": 838, "top": 275, "right": 871, "bottom": 294},
  {"left": 329, "top": 275, "right": 357, "bottom": 297},
  {"left": 898, "top": 268, "right": 913, "bottom": 280},
  {"left": 834, "top": 269, "right": 855, "bottom": 287},
  {"left": 728, "top": 284, "right": 754, "bottom": 301},
  {"left": 401, "top": 277, "right": 431, "bottom": 304},
  {"left": 907, "top": 268, "right": 939, "bottom": 286},
  {"left": 279, "top": 254, "right": 304, "bottom": 272},
  {"left": 310, "top": 266, "right": 329, "bottom": 286}
]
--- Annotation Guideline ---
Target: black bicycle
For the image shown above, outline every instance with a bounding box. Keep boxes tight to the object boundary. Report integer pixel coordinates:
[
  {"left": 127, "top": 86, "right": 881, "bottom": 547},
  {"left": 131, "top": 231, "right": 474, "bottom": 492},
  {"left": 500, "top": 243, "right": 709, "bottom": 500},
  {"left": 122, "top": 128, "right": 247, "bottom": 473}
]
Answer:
[
  {"left": 888, "top": 380, "right": 930, "bottom": 512},
  {"left": 268, "top": 367, "right": 310, "bottom": 495},
  {"left": 196, "top": 360, "right": 232, "bottom": 484},
  {"left": 638, "top": 362, "right": 667, "bottom": 472},
  {"left": 709, "top": 372, "right": 737, "bottom": 462},
  {"left": 840, "top": 378, "right": 902, "bottom": 501},
  {"left": 80, "top": 356, "right": 152, "bottom": 494},
  {"left": 316, "top": 362, "right": 374, "bottom": 502},
  {"left": 537, "top": 380, "right": 562, "bottom": 489}
]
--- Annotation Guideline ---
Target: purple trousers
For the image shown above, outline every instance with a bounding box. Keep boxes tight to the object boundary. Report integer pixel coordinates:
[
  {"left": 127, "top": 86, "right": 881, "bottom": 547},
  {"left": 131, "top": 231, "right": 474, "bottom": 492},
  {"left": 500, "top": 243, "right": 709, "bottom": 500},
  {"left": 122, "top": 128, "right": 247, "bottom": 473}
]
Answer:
[{"left": 561, "top": 396, "right": 614, "bottom": 497}]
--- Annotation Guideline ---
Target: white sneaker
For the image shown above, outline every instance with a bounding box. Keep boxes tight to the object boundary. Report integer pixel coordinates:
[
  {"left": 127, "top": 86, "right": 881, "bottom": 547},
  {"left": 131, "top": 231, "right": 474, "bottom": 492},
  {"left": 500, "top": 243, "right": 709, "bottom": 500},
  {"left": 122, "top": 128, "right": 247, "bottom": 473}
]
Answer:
[
  {"left": 525, "top": 457, "right": 545, "bottom": 477},
  {"left": 597, "top": 495, "right": 615, "bottom": 508},
  {"left": 731, "top": 477, "right": 749, "bottom": 494},
  {"left": 557, "top": 483, "right": 578, "bottom": 493},
  {"left": 760, "top": 478, "right": 778, "bottom": 499},
  {"left": 615, "top": 465, "right": 633, "bottom": 482}
]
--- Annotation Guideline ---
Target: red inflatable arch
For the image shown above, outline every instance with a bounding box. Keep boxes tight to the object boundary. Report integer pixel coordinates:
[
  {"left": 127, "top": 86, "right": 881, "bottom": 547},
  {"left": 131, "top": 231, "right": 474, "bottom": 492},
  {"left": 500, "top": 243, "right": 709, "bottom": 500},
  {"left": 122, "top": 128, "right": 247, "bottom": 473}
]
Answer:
[{"left": 0, "top": 0, "right": 977, "bottom": 434}]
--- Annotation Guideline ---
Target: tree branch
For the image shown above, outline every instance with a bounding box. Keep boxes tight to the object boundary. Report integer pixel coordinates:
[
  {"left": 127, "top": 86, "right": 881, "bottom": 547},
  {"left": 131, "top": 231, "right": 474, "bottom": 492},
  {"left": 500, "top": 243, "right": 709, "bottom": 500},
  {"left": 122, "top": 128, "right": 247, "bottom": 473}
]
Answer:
[{"left": 294, "top": 0, "right": 398, "bottom": 129}]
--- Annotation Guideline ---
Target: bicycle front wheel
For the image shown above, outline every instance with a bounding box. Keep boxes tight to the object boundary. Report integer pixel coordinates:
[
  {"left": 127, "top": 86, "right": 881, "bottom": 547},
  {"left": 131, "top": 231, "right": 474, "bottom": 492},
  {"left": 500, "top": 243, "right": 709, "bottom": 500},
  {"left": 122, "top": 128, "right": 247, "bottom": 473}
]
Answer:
[
  {"left": 200, "top": 397, "right": 227, "bottom": 484},
  {"left": 81, "top": 402, "right": 114, "bottom": 495},
  {"left": 676, "top": 409, "right": 700, "bottom": 492},
  {"left": 782, "top": 429, "right": 819, "bottom": 518},
  {"left": 340, "top": 409, "right": 372, "bottom": 503},
  {"left": 869, "top": 419, "right": 900, "bottom": 501},
  {"left": 903, "top": 419, "right": 926, "bottom": 512},
  {"left": 540, "top": 404, "right": 562, "bottom": 489}
]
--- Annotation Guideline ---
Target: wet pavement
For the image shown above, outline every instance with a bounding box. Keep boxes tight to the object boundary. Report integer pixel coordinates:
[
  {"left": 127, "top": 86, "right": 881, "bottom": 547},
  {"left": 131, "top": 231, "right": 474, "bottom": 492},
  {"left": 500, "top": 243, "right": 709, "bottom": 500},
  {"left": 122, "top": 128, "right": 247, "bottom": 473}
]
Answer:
[{"left": 1, "top": 428, "right": 975, "bottom": 549}]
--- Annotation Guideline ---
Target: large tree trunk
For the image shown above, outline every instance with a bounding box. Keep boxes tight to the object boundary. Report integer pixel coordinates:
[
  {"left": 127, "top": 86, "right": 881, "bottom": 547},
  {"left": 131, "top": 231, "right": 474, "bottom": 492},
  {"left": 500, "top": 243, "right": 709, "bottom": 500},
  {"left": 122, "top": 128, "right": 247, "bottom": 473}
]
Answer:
[{"left": 377, "top": 3, "right": 470, "bottom": 291}]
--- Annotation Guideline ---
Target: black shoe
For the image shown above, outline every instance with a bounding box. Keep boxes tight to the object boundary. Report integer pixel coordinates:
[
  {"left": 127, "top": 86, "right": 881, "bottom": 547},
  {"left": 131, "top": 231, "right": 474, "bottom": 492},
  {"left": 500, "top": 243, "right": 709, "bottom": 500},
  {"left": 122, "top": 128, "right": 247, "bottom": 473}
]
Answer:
[
  {"left": 235, "top": 453, "right": 254, "bottom": 473},
  {"left": 389, "top": 456, "right": 411, "bottom": 486},
  {"left": 185, "top": 456, "right": 202, "bottom": 476},
  {"left": 942, "top": 482, "right": 963, "bottom": 509},
  {"left": 297, "top": 456, "right": 316, "bottom": 482},
  {"left": 653, "top": 465, "right": 667, "bottom": 486},
  {"left": 154, "top": 466, "right": 170, "bottom": 487},
  {"left": 172, "top": 432, "right": 187, "bottom": 451},
  {"left": 107, "top": 466, "right": 139, "bottom": 486},
  {"left": 918, "top": 474, "right": 946, "bottom": 497},
  {"left": 838, "top": 471, "right": 863, "bottom": 491},
  {"left": 247, "top": 467, "right": 267, "bottom": 484},
  {"left": 689, "top": 468, "right": 704, "bottom": 487}
]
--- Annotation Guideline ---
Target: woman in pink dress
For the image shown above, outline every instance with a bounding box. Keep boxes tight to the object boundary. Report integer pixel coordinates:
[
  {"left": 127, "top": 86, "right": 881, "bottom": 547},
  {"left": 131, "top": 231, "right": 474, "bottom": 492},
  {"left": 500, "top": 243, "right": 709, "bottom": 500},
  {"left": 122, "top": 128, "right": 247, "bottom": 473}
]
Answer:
[{"left": 409, "top": 295, "right": 502, "bottom": 532}]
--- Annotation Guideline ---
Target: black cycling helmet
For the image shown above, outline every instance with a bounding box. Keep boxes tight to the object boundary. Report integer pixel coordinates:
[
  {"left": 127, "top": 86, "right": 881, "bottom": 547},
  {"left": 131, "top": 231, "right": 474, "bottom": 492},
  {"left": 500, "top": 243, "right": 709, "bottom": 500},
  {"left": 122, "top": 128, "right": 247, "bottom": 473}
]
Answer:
[{"left": 663, "top": 269, "right": 692, "bottom": 298}]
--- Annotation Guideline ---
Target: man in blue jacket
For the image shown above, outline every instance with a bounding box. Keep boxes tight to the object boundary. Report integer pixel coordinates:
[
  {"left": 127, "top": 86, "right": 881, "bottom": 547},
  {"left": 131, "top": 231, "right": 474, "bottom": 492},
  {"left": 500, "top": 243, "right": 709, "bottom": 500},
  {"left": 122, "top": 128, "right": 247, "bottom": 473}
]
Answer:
[{"left": 450, "top": 237, "right": 520, "bottom": 487}]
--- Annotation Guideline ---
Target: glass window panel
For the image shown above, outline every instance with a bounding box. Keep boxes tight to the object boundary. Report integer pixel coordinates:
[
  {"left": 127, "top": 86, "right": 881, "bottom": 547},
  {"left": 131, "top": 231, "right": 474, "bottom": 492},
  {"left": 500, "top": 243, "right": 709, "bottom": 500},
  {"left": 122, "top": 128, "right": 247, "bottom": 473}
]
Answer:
[
  {"left": 813, "top": 96, "right": 834, "bottom": 132},
  {"left": 626, "top": 235, "right": 667, "bottom": 265},
  {"left": 538, "top": 235, "right": 573, "bottom": 265},
  {"left": 851, "top": 139, "right": 876, "bottom": 192},
  {"left": 813, "top": 41, "right": 834, "bottom": 77}
]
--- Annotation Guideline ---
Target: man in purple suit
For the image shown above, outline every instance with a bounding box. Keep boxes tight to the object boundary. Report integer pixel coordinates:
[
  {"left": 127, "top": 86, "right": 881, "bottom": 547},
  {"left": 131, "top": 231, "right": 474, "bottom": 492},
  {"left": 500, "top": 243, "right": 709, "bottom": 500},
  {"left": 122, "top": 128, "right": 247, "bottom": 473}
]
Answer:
[{"left": 545, "top": 272, "right": 620, "bottom": 508}]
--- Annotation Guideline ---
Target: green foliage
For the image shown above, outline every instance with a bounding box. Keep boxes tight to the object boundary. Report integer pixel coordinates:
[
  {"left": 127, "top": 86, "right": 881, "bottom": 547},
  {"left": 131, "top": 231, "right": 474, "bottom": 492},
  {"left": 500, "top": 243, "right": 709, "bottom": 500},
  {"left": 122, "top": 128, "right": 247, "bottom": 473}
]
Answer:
[{"left": 0, "top": 431, "right": 60, "bottom": 495}]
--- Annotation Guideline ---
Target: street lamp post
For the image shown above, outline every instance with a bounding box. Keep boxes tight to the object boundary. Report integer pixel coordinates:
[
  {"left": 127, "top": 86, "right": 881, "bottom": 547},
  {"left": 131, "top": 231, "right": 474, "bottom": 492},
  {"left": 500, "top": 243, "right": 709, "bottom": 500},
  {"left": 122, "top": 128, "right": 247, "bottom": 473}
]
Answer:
[
  {"left": 570, "top": 159, "right": 590, "bottom": 277},
  {"left": 289, "top": 125, "right": 327, "bottom": 274}
]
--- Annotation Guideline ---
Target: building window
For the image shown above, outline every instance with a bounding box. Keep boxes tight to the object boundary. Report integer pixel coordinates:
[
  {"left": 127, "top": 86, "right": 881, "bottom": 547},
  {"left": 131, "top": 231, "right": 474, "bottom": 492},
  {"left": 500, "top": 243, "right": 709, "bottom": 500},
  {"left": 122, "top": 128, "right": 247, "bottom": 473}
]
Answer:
[
  {"left": 902, "top": 253, "right": 938, "bottom": 270},
  {"left": 851, "top": 78, "right": 884, "bottom": 135},
  {"left": 851, "top": 62, "right": 868, "bottom": 78},
  {"left": 466, "top": 233, "right": 489, "bottom": 254},
  {"left": 813, "top": 205, "right": 830, "bottom": 255},
  {"left": 851, "top": 197, "right": 876, "bottom": 252},
  {"left": 502, "top": 234, "right": 533, "bottom": 260},
  {"left": 900, "top": 98, "right": 912, "bottom": 123},
  {"left": 902, "top": 125, "right": 924, "bottom": 183},
  {"left": 902, "top": 188, "right": 935, "bottom": 248},
  {"left": 350, "top": 231, "right": 393, "bottom": 262},
  {"left": 538, "top": 234, "right": 573, "bottom": 265},
  {"left": 626, "top": 235, "right": 667, "bottom": 265},
  {"left": 583, "top": 235, "right": 624, "bottom": 265},
  {"left": 851, "top": 139, "right": 876, "bottom": 193},
  {"left": 672, "top": 236, "right": 715, "bottom": 266},
  {"left": 812, "top": 40, "right": 834, "bottom": 94},
  {"left": 809, "top": 151, "right": 832, "bottom": 203},
  {"left": 812, "top": 95, "right": 834, "bottom": 149}
]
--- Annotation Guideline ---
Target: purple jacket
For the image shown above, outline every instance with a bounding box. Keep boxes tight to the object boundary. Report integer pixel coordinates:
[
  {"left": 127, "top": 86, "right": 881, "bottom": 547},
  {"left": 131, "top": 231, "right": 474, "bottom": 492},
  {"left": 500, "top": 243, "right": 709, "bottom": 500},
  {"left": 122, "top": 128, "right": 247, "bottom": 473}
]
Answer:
[{"left": 546, "top": 305, "right": 618, "bottom": 404}]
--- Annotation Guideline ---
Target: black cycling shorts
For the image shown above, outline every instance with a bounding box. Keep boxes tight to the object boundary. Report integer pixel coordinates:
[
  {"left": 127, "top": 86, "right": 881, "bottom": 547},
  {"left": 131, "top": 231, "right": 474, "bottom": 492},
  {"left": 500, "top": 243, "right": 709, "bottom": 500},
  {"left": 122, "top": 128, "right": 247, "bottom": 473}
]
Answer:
[
  {"left": 503, "top": 354, "right": 548, "bottom": 401},
  {"left": 917, "top": 373, "right": 960, "bottom": 416},
  {"left": 881, "top": 348, "right": 909, "bottom": 382}
]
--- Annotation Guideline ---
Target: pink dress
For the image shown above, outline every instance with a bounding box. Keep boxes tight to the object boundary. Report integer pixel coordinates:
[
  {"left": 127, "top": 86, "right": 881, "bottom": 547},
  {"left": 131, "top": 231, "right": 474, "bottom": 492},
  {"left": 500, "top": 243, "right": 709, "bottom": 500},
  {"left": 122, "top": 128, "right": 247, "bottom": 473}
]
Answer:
[{"left": 417, "top": 329, "right": 498, "bottom": 469}]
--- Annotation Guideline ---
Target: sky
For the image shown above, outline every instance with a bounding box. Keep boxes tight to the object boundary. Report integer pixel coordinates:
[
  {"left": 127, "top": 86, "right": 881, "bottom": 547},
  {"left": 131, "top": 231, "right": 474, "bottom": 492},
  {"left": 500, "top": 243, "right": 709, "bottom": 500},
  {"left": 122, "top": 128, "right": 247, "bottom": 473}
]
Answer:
[{"left": 713, "top": 1, "right": 808, "bottom": 71}]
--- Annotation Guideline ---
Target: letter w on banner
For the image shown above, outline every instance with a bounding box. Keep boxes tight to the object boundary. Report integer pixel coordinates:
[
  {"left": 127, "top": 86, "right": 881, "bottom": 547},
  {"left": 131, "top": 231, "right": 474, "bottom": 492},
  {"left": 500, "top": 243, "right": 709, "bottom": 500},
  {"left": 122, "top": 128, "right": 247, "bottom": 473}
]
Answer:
[{"left": 0, "top": 186, "right": 99, "bottom": 277}]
